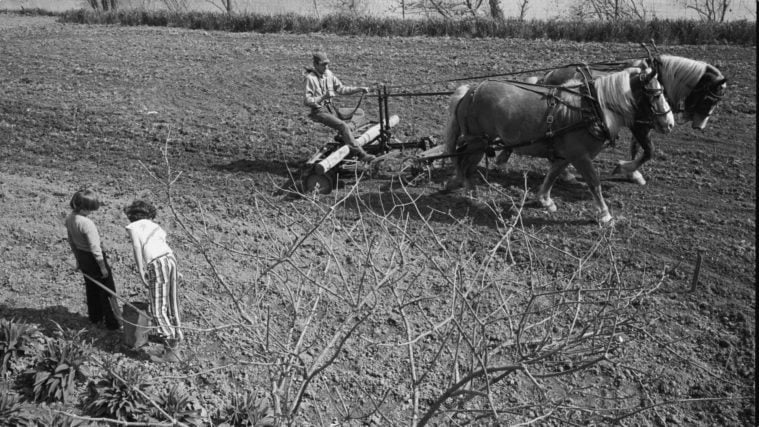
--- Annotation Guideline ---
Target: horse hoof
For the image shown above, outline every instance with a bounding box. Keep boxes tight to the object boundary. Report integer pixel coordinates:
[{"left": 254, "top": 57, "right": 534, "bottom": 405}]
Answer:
[
  {"left": 540, "top": 199, "right": 557, "bottom": 213},
  {"left": 629, "top": 171, "right": 647, "bottom": 186},
  {"left": 598, "top": 213, "right": 613, "bottom": 225}
]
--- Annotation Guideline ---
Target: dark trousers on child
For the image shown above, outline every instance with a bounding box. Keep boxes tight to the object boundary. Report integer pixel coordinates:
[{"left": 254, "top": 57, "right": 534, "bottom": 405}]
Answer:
[
  {"left": 309, "top": 108, "right": 359, "bottom": 147},
  {"left": 74, "top": 249, "right": 121, "bottom": 330}
]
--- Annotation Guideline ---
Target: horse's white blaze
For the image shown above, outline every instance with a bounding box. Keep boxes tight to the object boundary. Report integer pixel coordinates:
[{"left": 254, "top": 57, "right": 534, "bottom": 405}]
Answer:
[{"left": 644, "top": 76, "right": 675, "bottom": 133}]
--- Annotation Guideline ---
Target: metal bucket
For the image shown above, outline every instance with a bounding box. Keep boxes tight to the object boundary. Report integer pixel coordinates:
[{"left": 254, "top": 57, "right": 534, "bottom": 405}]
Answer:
[{"left": 122, "top": 302, "right": 152, "bottom": 349}]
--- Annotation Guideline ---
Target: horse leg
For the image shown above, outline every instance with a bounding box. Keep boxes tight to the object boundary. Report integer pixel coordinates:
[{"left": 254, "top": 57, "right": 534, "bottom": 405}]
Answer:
[
  {"left": 537, "top": 159, "right": 570, "bottom": 213},
  {"left": 614, "top": 126, "right": 652, "bottom": 186},
  {"left": 459, "top": 147, "right": 486, "bottom": 195},
  {"left": 572, "top": 155, "right": 612, "bottom": 224},
  {"left": 445, "top": 141, "right": 486, "bottom": 194}
]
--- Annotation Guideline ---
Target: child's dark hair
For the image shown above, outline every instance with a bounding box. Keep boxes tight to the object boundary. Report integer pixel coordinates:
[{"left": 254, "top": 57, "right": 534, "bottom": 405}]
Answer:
[
  {"left": 124, "top": 200, "right": 157, "bottom": 222},
  {"left": 70, "top": 189, "right": 100, "bottom": 212}
]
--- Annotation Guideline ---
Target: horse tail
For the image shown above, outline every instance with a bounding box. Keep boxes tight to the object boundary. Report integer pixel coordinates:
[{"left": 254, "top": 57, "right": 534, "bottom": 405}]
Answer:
[{"left": 444, "top": 84, "right": 470, "bottom": 156}]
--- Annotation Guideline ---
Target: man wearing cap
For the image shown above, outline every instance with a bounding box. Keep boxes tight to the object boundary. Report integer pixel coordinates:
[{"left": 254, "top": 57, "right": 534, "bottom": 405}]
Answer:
[{"left": 304, "top": 52, "right": 375, "bottom": 162}]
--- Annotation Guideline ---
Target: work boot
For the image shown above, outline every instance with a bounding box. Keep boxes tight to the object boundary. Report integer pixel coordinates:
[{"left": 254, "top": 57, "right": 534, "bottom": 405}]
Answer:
[{"left": 351, "top": 147, "right": 376, "bottom": 163}]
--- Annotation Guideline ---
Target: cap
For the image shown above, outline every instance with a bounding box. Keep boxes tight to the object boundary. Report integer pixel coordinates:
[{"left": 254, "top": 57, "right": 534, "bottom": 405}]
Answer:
[{"left": 313, "top": 52, "right": 330, "bottom": 65}]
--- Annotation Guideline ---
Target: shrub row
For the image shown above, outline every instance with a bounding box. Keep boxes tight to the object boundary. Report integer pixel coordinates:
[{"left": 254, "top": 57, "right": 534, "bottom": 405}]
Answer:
[{"left": 49, "top": 9, "right": 755, "bottom": 45}]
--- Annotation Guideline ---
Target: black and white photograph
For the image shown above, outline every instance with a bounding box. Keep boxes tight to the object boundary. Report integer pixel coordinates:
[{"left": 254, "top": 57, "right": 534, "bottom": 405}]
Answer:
[{"left": 0, "top": 0, "right": 754, "bottom": 425}]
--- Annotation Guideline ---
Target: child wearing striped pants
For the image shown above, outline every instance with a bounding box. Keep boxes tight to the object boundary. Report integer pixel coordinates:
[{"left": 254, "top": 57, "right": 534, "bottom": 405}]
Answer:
[{"left": 124, "top": 200, "right": 183, "bottom": 363}]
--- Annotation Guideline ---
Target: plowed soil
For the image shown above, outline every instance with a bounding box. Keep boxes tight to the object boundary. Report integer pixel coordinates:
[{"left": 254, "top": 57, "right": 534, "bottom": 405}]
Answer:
[{"left": 0, "top": 14, "right": 754, "bottom": 425}]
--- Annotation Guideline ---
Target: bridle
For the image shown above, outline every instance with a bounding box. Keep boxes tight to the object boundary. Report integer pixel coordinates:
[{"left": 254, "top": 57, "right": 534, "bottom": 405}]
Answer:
[
  {"left": 648, "top": 52, "right": 726, "bottom": 118},
  {"left": 682, "top": 74, "right": 726, "bottom": 117},
  {"left": 640, "top": 70, "right": 672, "bottom": 118},
  {"left": 634, "top": 66, "right": 671, "bottom": 128}
]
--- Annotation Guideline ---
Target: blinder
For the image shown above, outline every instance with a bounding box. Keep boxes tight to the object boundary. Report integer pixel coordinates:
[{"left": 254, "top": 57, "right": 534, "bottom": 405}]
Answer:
[
  {"left": 684, "top": 74, "right": 727, "bottom": 117},
  {"left": 635, "top": 66, "right": 671, "bottom": 125}
]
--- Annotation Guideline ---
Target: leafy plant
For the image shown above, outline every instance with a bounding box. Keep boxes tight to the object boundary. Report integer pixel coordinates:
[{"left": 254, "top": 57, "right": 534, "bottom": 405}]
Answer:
[
  {"left": 84, "top": 364, "right": 153, "bottom": 422},
  {"left": 26, "top": 323, "right": 91, "bottom": 403},
  {"left": 28, "top": 408, "right": 84, "bottom": 427},
  {"left": 152, "top": 383, "right": 205, "bottom": 426},
  {"left": 0, "top": 318, "right": 37, "bottom": 376},
  {"left": 0, "top": 385, "right": 35, "bottom": 427},
  {"left": 219, "top": 390, "right": 276, "bottom": 427}
]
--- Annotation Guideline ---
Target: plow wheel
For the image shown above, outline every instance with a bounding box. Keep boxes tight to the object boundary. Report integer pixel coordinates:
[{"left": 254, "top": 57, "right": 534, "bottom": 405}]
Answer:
[{"left": 303, "top": 171, "right": 335, "bottom": 194}]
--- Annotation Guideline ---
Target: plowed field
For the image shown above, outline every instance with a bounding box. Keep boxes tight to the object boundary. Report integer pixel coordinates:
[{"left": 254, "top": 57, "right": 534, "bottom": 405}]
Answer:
[{"left": 0, "top": 14, "right": 754, "bottom": 425}]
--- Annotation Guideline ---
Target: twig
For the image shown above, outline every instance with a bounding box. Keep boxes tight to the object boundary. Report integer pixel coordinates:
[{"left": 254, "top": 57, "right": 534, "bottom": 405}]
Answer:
[
  {"left": 511, "top": 409, "right": 555, "bottom": 426},
  {"left": 605, "top": 396, "right": 754, "bottom": 423},
  {"left": 52, "top": 412, "right": 175, "bottom": 426},
  {"left": 690, "top": 250, "right": 703, "bottom": 292},
  {"left": 81, "top": 273, "right": 153, "bottom": 322}
]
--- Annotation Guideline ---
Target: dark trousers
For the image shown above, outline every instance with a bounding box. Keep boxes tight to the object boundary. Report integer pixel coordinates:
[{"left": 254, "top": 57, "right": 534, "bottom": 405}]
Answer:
[
  {"left": 309, "top": 108, "right": 357, "bottom": 147},
  {"left": 74, "top": 249, "right": 120, "bottom": 329}
]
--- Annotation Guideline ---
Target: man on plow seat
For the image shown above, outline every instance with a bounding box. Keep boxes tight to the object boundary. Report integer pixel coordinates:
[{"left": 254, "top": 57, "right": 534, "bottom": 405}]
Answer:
[{"left": 304, "top": 51, "right": 375, "bottom": 162}]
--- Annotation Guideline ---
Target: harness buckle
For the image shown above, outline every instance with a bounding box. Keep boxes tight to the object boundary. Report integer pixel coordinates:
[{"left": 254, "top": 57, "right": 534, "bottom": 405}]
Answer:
[{"left": 547, "top": 88, "right": 557, "bottom": 107}]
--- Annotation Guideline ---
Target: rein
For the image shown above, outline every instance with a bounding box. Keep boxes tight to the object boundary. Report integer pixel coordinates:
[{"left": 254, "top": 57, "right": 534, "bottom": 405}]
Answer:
[
  {"left": 429, "top": 70, "right": 608, "bottom": 163},
  {"left": 326, "top": 92, "right": 366, "bottom": 121}
]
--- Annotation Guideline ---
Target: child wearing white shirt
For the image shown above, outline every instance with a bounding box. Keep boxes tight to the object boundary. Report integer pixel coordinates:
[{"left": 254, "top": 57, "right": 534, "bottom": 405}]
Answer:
[{"left": 124, "top": 200, "right": 183, "bottom": 362}]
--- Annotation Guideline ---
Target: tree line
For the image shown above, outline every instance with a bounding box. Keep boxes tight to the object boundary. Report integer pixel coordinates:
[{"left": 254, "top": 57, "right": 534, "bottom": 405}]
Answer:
[{"left": 83, "top": 0, "right": 744, "bottom": 23}]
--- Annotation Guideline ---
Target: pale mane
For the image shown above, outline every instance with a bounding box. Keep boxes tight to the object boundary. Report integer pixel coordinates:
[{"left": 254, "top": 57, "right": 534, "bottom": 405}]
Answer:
[
  {"left": 554, "top": 69, "right": 635, "bottom": 133},
  {"left": 594, "top": 69, "right": 636, "bottom": 121},
  {"left": 658, "top": 54, "right": 707, "bottom": 106}
]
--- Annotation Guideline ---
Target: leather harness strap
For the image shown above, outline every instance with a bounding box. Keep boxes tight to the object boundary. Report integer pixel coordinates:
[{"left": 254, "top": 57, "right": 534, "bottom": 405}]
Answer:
[
  {"left": 577, "top": 63, "right": 612, "bottom": 142},
  {"left": 436, "top": 71, "right": 614, "bottom": 163}
]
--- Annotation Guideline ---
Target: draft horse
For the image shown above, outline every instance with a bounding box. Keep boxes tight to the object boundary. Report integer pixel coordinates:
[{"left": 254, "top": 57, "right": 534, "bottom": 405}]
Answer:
[
  {"left": 444, "top": 65, "right": 674, "bottom": 224},
  {"left": 534, "top": 54, "right": 727, "bottom": 185}
]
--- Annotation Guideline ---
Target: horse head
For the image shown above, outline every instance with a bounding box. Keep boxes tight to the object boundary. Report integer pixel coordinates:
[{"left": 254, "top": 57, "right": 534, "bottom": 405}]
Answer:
[
  {"left": 650, "top": 55, "right": 726, "bottom": 130},
  {"left": 634, "top": 65, "right": 675, "bottom": 134},
  {"left": 682, "top": 65, "right": 727, "bottom": 130}
]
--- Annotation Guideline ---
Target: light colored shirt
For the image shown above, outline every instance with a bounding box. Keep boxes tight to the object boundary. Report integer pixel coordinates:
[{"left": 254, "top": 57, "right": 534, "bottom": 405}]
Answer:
[
  {"left": 125, "top": 219, "right": 172, "bottom": 265},
  {"left": 303, "top": 69, "right": 360, "bottom": 111},
  {"left": 65, "top": 212, "right": 104, "bottom": 260}
]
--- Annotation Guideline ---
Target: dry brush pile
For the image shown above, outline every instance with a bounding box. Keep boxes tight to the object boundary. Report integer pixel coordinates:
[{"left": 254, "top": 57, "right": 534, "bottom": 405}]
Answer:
[{"left": 0, "top": 145, "right": 681, "bottom": 425}]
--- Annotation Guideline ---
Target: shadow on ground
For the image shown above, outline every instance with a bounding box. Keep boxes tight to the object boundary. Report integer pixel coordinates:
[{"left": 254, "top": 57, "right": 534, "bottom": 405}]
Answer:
[
  {"left": 0, "top": 304, "right": 146, "bottom": 361},
  {"left": 212, "top": 158, "right": 302, "bottom": 178}
]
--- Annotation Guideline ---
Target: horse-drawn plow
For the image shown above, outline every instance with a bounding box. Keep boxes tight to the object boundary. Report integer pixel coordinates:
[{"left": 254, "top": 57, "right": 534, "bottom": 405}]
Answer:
[
  {"left": 300, "top": 85, "right": 446, "bottom": 194},
  {"left": 299, "top": 43, "right": 726, "bottom": 217}
]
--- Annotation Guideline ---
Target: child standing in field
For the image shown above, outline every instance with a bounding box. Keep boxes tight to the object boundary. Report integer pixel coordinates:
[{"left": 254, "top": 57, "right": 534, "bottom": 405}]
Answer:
[
  {"left": 65, "top": 189, "right": 121, "bottom": 331},
  {"left": 123, "top": 200, "right": 183, "bottom": 362}
]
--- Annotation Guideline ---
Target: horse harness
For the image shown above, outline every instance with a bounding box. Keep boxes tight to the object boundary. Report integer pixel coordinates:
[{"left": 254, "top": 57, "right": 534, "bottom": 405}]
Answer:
[{"left": 457, "top": 64, "right": 612, "bottom": 161}]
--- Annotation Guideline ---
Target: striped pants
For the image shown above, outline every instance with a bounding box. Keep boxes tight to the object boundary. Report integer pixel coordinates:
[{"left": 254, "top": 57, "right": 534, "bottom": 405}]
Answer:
[{"left": 146, "top": 254, "right": 183, "bottom": 342}]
